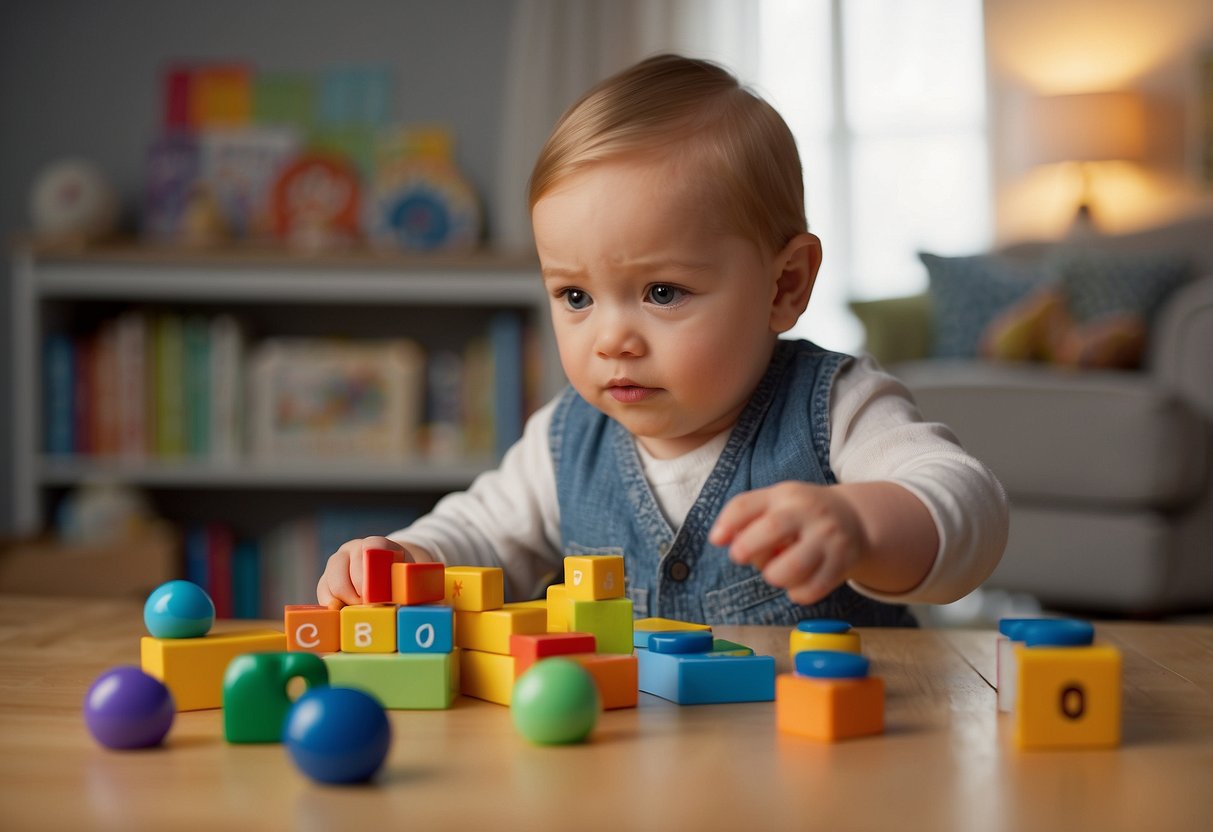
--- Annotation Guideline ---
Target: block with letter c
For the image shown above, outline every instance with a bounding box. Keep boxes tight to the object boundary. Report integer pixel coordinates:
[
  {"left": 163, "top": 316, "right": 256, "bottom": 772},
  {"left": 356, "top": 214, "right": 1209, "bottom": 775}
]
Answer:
[{"left": 285, "top": 604, "right": 340, "bottom": 653}]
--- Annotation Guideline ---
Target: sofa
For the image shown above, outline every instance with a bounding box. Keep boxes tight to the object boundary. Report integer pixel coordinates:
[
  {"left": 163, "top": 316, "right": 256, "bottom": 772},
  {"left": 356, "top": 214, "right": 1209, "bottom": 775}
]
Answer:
[{"left": 855, "top": 214, "right": 1213, "bottom": 615}]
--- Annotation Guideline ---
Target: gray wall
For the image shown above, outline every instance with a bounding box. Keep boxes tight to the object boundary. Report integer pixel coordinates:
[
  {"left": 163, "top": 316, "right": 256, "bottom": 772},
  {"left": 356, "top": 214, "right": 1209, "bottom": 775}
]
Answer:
[{"left": 0, "top": 0, "right": 518, "bottom": 535}]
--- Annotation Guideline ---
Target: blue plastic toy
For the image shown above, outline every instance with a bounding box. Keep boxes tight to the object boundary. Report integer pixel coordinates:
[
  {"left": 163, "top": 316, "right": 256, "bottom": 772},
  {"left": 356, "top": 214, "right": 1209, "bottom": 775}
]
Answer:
[
  {"left": 1021, "top": 619, "right": 1095, "bottom": 648},
  {"left": 144, "top": 580, "right": 215, "bottom": 639},
  {"left": 793, "top": 650, "right": 871, "bottom": 679},
  {"left": 83, "top": 666, "right": 176, "bottom": 749},
  {"left": 283, "top": 687, "right": 391, "bottom": 784},
  {"left": 647, "top": 630, "right": 714, "bottom": 654},
  {"left": 795, "top": 619, "right": 852, "bottom": 635}
]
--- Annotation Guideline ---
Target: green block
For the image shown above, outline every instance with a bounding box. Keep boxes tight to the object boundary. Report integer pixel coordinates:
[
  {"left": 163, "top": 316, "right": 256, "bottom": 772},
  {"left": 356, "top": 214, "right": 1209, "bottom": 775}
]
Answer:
[
  {"left": 707, "top": 638, "right": 755, "bottom": 657},
  {"left": 323, "top": 650, "right": 459, "bottom": 710},
  {"left": 223, "top": 652, "right": 328, "bottom": 743},
  {"left": 569, "top": 598, "right": 634, "bottom": 654}
]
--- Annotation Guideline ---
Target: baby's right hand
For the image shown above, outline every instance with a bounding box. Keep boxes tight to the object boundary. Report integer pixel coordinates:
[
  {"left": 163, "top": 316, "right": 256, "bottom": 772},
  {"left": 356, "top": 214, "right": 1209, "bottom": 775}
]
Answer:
[{"left": 317, "top": 536, "right": 409, "bottom": 608}]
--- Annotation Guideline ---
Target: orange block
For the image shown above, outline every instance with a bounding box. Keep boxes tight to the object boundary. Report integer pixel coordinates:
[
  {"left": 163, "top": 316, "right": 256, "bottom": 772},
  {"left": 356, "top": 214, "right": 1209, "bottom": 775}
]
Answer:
[
  {"left": 284, "top": 604, "right": 340, "bottom": 653},
  {"left": 511, "top": 632, "right": 598, "bottom": 677},
  {"left": 567, "top": 653, "right": 638, "bottom": 710},
  {"left": 391, "top": 561, "right": 446, "bottom": 606},
  {"left": 776, "top": 673, "right": 884, "bottom": 741}
]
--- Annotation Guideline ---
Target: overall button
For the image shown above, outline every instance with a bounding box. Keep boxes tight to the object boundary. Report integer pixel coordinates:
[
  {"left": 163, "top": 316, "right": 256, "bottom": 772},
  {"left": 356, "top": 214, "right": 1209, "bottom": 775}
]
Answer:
[{"left": 668, "top": 561, "right": 690, "bottom": 582}]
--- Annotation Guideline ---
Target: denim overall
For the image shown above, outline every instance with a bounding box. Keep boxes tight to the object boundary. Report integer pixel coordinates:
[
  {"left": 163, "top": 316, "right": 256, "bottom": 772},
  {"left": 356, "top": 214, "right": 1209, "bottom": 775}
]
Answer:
[{"left": 550, "top": 339, "right": 917, "bottom": 627}]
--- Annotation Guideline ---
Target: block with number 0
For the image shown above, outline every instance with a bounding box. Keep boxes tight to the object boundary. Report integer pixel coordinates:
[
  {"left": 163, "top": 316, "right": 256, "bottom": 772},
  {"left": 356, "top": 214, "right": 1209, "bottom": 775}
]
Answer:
[
  {"left": 396, "top": 605, "right": 454, "bottom": 654},
  {"left": 563, "top": 555, "right": 625, "bottom": 601}
]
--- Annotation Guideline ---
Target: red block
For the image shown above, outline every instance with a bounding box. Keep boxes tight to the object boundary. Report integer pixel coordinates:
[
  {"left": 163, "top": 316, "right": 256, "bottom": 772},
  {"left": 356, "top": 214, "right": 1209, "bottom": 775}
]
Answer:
[
  {"left": 391, "top": 561, "right": 446, "bottom": 606},
  {"left": 510, "top": 632, "right": 598, "bottom": 677},
  {"left": 284, "top": 604, "right": 340, "bottom": 653},
  {"left": 363, "top": 549, "right": 397, "bottom": 604}
]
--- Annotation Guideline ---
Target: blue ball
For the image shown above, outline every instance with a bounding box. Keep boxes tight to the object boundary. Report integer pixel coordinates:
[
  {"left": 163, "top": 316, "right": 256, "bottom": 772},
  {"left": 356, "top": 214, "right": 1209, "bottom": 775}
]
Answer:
[
  {"left": 83, "top": 666, "right": 175, "bottom": 749},
  {"left": 144, "top": 580, "right": 215, "bottom": 639},
  {"left": 284, "top": 687, "right": 391, "bottom": 785}
]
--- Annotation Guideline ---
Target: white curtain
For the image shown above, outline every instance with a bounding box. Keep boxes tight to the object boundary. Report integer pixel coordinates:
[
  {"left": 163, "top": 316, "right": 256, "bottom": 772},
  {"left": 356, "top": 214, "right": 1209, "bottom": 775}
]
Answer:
[{"left": 493, "top": 0, "right": 758, "bottom": 252}]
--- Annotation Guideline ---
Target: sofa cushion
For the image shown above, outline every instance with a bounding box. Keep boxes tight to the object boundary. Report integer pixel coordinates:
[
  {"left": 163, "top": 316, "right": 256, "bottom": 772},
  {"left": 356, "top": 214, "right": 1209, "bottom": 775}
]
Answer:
[
  {"left": 1050, "top": 247, "right": 1192, "bottom": 323},
  {"left": 892, "top": 360, "right": 1209, "bottom": 508}
]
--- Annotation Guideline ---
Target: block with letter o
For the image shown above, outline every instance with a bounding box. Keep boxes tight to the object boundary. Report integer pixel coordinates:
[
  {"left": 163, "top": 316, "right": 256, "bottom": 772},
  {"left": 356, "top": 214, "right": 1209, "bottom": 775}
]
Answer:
[{"left": 397, "top": 605, "right": 454, "bottom": 654}]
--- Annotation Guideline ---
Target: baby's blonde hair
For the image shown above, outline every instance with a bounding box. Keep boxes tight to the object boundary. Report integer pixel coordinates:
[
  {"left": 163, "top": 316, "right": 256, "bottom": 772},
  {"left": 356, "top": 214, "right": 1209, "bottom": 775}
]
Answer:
[{"left": 528, "top": 54, "right": 806, "bottom": 255}]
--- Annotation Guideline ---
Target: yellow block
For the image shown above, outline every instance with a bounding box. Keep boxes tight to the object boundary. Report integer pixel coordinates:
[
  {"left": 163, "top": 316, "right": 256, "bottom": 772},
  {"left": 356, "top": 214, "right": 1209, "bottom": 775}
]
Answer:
[
  {"left": 455, "top": 607, "right": 547, "bottom": 655},
  {"left": 1015, "top": 643, "right": 1122, "bottom": 749},
  {"left": 789, "top": 629, "right": 861, "bottom": 659},
  {"left": 546, "top": 583, "right": 570, "bottom": 632},
  {"left": 445, "top": 566, "right": 504, "bottom": 612},
  {"left": 635, "top": 617, "right": 711, "bottom": 634},
  {"left": 503, "top": 599, "right": 548, "bottom": 631},
  {"left": 340, "top": 604, "right": 397, "bottom": 653},
  {"left": 563, "top": 555, "right": 625, "bottom": 601},
  {"left": 460, "top": 649, "right": 516, "bottom": 705},
  {"left": 141, "top": 629, "right": 286, "bottom": 711}
]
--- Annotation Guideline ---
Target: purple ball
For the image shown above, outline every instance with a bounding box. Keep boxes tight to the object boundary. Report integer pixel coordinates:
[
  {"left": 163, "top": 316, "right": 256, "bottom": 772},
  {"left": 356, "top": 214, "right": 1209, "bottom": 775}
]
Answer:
[{"left": 84, "top": 666, "right": 175, "bottom": 750}]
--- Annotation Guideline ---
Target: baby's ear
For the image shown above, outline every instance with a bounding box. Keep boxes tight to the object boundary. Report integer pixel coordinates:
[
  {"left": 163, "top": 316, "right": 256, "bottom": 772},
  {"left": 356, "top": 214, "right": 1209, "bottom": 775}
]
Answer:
[{"left": 770, "top": 233, "right": 821, "bottom": 333}]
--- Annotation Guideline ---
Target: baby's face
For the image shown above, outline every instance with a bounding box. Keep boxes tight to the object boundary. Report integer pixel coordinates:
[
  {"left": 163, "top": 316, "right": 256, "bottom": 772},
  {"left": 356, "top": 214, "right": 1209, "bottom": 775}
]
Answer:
[{"left": 533, "top": 156, "right": 781, "bottom": 459}]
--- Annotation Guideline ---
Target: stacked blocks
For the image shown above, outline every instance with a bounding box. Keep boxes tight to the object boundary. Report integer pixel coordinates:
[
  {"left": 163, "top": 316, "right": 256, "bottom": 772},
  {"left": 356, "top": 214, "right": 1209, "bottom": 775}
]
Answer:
[
  {"left": 788, "top": 619, "right": 861, "bottom": 658},
  {"left": 1012, "top": 619, "right": 1121, "bottom": 750},
  {"left": 449, "top": 566, "right": 544, "bottom": 706},
  {"left": 141, "top": 580, "right": 286, "bottom": 711},
  {"left": 776, "top": 650, "right": 884, "bottom": 741},
  {"left": 563, "top": 556, "right": 633, "bottom": 654},
  {"left": 511, "top": 632, "right": 638, "bottom": 710},
  {"left": 637, "top": 630, "right": 776, "bottom": 705}
]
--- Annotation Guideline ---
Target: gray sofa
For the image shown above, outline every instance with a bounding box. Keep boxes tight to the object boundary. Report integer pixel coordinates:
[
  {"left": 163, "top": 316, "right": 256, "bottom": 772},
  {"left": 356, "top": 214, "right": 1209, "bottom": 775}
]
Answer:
[{"left": 887, "top": 215, "right": 1213, "bottom": 615}]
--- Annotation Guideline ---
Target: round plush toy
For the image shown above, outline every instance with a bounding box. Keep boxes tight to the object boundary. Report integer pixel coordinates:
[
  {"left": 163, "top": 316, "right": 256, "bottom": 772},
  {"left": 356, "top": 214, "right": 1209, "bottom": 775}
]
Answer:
[
  {"left": 83, "top": 666, "right": 175, "bottom": 749},
  {"left": 29, "top": 158, "right": 120, "bottom": 244}
]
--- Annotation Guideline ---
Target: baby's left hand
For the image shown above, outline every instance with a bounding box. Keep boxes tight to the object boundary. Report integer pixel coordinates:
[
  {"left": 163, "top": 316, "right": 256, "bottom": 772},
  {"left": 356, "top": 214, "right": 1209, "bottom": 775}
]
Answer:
[{"left": 708, "top": 482, "right": 868, "bottom": 606}]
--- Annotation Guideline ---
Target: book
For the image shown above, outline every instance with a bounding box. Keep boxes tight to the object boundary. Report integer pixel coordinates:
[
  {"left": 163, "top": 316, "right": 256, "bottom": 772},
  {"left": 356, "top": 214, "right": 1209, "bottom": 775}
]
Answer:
[
  {"left": 489, "top": 311, "right": 525, "bottom": 459},
  {"left": 232, "top": 539, "right": 261, "bottom": 619},
  {"left": 424, "top": 348, "right": 464, "bottom": 459},
  {"left": 198, "top": 128, "right": 300, "bottom": 238},
  {"left": 209, "top": 314, "right": 244, "bottom": 461},
  {"left": 461, "top": 335, "right": 493, "bottom": 457},
  {"left": 72, "top": 335, "right": 93, "bottom": 456},
  {"left": 182, "top": 315, "right": 211, "bottom": 457},
  {"left": 143, "top": 134, "right": 200, "bottom": 241},
  {"left": 92, "top": 321, "right": 121, "bottom": 456},
  {"left": 184, "top": 525, "right": 210, "bottom": 590},
  {"left": 190, "top": 64, "right": 253, "bottom": 129},
  {"left": 43, "top": 333, "right": 74, "bottom": 455},
  {"left": 115, "top": 311, "right": 149, "bottom": 458},
  {"left": 152, "top": 313, "right": 186, "bottom": 458},
  {"left": 207, "top": 523, "right": 234, "bottom": 619}
]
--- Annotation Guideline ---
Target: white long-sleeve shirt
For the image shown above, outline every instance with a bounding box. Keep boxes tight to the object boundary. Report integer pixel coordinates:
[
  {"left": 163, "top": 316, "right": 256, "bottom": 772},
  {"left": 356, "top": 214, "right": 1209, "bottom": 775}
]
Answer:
[{"left": 392, "top": 354, "right": 1008, "bottom": 605}]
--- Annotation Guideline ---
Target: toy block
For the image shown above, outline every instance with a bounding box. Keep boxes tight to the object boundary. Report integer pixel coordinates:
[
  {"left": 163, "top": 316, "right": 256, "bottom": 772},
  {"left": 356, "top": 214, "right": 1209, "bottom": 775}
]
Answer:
[
  {"left": 390, "top": 561, "right": 445, "bottom": 606},
  {"left": 566, "top": 653, "right": 639, "bottom": 709},
  {"left": 363, "top": 548, "right": 397, "bottom": 603},
  {"left": 637, "top": 649, "right": 776, "bottom": 705},
  {"left": 510, "top": 632, "right": 598, "bottom": 678},
  {"left": 340, "top": 604, "right": 397, "bottom": 653},
  {"left": 445, "top": 566, "right": 504, "bottom": 612},
  {"left": 649, "top": 631, "right": 714, "bottom": 654},
  {"left": 324, "top": 651, "right": 460, "bottom": 710},
  {"left": 397, "top": 605, "right": 454, "bottom": 653},
  {"left": 141, "top": 629, "right": 286, "bottom": 711},
  {"left": 708, "top": 638, "right": 754, "bottom": 657},
  {"left": 284, "top": 605, "right": 340, "bottom": 653},
  {"left": 633, "top": 617, "right": 711, "bottom": 648},
  {"left": 460, "top": 649, "right": 516, "bottom": 705},
  {"left": 563, "top": 555, "right": 625, "bottom": 601},
  {"left": 504, "top": 599, "right": 548, "bottom": 630},
  {"left": 1014, "top": 628, "right": 1120, "bottom": 750},
  {"left": 569, "top": 597, "right": 634, "bottom": 654},
  {"left": 546, "top": 583, "right": 570, "bottom": 632},
  {"left": 776, "top": 673, "right": 885, "bottom": 741},
  {"left": 455, "top": 607, "right": 546, "bottom": 655},
  {"left": 789, "top": 619, "right": 861, "bottom": 658},
  {"left": 996, "top": 618, "right": 1039, "bottom": 713},
  {"left": 223, "top": 652, "right": 328, "bottom": 743}
]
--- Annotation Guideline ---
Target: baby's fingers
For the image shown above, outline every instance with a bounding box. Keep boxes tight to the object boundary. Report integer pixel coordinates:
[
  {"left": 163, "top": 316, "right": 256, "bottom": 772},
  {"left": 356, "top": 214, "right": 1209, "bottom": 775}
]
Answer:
[
  {"left": 709, "top": 490, "right": 773, "bottom": 548},
  {"left": 317, "top": 554, "right": 360, "bottom": 608}
]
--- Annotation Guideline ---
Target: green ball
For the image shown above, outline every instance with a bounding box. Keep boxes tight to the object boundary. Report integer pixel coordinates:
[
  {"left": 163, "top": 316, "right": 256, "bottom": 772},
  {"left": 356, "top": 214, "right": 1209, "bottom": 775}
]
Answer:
[{"left": 511, "top": 658, "right": 601, "bottom": 745}]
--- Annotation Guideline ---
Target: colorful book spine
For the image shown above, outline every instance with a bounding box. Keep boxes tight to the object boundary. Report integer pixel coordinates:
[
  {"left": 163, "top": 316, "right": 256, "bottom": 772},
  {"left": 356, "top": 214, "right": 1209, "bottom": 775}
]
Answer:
[
  {"left": 184, "top": 525, "right": 210, "bottom": 590},
  {"left": 207, "top": 523, "right": 234, "bottom": 619},
  {"left": 72, "top": 335, "right": 93, "bottom": 456},
  {"left": 182, "top": 315, "right": 211, "bottom": 457},
  {"left": 43, "top": 333, "right": 74, "bottom": 455},
  {"left": 209, "top": 314, "right": 244, "bottom": 460},
  {"left": 489, "top": 311, "right": 525, "bottom": 459},
  {"left": 93, "top": 322, "right": 121, "bottom": 456},
  {"left": 153, "top": 313, "right": 186, "bottom": 458},
  {"left": 115, "top": 311, "right": 148, "bottom": 458},
  {"left": 233, "top": 539, "right": 261, "bottom": 619}
]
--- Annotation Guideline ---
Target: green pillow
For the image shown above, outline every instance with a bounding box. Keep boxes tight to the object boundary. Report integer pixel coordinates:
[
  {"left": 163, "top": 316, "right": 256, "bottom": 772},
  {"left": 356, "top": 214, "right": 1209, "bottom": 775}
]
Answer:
[{"left": 849, "top": 293, "right": 934, "bottom": 365}]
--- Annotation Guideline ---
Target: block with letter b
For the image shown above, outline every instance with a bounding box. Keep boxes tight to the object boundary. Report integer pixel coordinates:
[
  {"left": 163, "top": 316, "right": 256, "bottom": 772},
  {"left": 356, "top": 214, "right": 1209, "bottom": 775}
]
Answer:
[
  {"left": 284, "top": 604, "right": 340, "bottom": 653},
  {"left": 563, "top": 555, "right": 625, "bottom": 601},
  {"left": 340, "top": 604, "right": 397, "bottom": 653},
  {"left": 396, "top": 605, "right": 454, "bottom": 654}
]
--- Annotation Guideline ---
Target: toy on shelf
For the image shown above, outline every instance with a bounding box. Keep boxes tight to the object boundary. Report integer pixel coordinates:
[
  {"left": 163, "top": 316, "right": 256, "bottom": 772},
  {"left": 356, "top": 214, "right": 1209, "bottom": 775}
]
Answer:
[
  {"left": 269, "top": 152, "right": 361, "bottom": 252},
  {"left": 29, "top": 158, "right": 120, "bottom": 246},
  {"left": 83, "top": 666, "right": 175, "bottom": 750},
  {"left": 284, "top": 686, "right": 391, "bottom": 784},
  {"left": 511, "top": 659, "right": 601, "bottom": 745},
  {"left": 788, "top": 618, "right": 861, "bottom": 658},
  {"left": 776, "top": 650, "right": 885, "bottom": 742}
]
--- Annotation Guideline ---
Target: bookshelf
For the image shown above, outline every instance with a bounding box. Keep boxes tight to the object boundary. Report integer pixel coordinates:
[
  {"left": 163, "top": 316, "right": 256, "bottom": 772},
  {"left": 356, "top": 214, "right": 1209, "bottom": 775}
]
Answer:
[{"left": 10, "top": 242, "right": 562, "bottom": 544}]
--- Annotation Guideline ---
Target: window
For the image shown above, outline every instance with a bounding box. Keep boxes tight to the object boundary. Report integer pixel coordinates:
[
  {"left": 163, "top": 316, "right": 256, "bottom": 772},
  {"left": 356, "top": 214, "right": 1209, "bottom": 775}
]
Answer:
[{"left": 755, "top": 0, "right": 991, "bottom": 352}]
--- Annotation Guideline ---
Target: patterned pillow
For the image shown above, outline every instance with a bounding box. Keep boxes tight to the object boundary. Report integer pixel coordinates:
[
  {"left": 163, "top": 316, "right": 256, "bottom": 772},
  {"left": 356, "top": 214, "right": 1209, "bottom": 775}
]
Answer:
[
  {"left": 919, "top": 252, "right": 1054, "bottom": 358},
  {"left": 1051, "top": 249, "right": 1192, "bottom": 323}
]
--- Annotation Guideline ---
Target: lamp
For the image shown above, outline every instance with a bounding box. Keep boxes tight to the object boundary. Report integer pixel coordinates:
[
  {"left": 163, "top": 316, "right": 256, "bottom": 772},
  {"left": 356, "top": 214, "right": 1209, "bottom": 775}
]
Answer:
[{"left": 1026, "top": 91, "right": 1146, "bottom": 227}]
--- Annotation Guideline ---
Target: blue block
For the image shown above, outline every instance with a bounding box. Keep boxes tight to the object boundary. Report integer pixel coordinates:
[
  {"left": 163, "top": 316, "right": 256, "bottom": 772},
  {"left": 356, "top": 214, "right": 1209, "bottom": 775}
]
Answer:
[
  {"left": 396, "top": 605, "right": 453, "bottom": 654},
  {"left": 648, "top": 631, "right": 714, "bottom": 654},
  {"left": 637, "top": 649, "right": 776, "bottom": 705}
]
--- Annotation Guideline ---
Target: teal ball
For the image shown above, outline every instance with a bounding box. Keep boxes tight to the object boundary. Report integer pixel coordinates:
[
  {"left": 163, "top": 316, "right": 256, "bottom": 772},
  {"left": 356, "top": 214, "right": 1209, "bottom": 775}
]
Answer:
[
  {"left": 511, "top": 658, "right": 600, "bottom": 745},
  {"left": 144, "top": 580, "right": 215, "bottom": 639}
]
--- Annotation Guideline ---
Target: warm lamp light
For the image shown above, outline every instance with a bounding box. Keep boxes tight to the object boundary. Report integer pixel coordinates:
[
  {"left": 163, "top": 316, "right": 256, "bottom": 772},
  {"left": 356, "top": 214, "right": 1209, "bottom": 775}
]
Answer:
[{"left": 1026, "top": 91, "right": 1146, "bottom": 226}]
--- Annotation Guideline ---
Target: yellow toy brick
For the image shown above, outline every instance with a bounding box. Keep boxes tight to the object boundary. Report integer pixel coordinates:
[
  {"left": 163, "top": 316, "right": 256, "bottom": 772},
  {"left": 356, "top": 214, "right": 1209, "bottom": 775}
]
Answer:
[
  {"left": 776, "top": 673, "right": 885, "bottom": 741},
  {"left": 340, "top": 604, "right": 397, "bottom": 653},
  {"left": 634, "top": 617, "right": 711, "bottom": 648},
  {"left": 563, "top": 555, "right": 625, "bottom": 601},
  {"left": 503, "top": 599, "right": 548, "bottom": 630},
  {"left": 454, "top": 607, "right": 546, "bottom": 655},
  {"left": 460, "top": 649, "right": 516, "bottom": 705},
  {"left": 141, "top": 629, "right": 286, "bottom": 711},
  {"left": 1015, "top": 643, "right": 1122, "bottom": 749},
  {"left": 445, "top": 566, "right": 504, "bottom": 612},
  {"left": 789, "top": 629, "right": 861, "bottom": 659},
  {"left": 546, "top": 583, "right": 570, "bottom": 632}
]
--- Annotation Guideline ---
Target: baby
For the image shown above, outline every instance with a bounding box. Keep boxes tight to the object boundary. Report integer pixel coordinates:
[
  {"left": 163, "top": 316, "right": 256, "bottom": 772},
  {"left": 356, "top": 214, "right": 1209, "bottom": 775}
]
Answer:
[{"left": 318, "top": 54, "right": 1008, "bottom": 626}]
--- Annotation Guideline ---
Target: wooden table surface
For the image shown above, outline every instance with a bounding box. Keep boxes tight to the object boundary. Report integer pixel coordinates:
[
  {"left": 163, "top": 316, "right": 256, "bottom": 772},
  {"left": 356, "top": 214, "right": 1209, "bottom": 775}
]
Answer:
[{"left": 1, "top": 596, "right": 1210, "bottom": 831}]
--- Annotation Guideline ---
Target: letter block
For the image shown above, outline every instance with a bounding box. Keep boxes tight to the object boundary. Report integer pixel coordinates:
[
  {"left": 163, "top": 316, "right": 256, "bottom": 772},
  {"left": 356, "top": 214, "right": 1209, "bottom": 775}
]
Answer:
[
  {"left": 340, "top": 604, "right": 397, "bottom": 653},
  {"left": 325, "top": 651, "right": 460, "bottom": 710},
  {"left": 633, "top": 617, "right": 711, "bottom": 649},
  {"left": 569, "top": 597, "right": 634, "bottom": 654},
  {"left": 510, "top": 632, "right": 598, "bottom": 678},
  {"left": 546, "top": 584, "right": 570, "bottom": 632},
  {"left": 141, "top": 629, "right": 287, "bottom": 711},
  {"left": 391, "top": 561, "right": 446, "bottom": 606},
  {"left": 363, "top": 548, "right": 397, "bottom": 603},
  {"left": 460, "top": 649, "right": 516, "bottom": 705},
  {"left": 566, "top": 653, "right": 639, "bottom": 710},
  {"left": 1015, "top": 643, "right": 1122, "bottom": 750},
  {"left": 397, "top": 605, "right": 454, "bottom": 654},
  {"left": 284, "top": 605, "right": 340, "bottom": 653},
  {"left": 789, "top": 620, "right": 861, "bottom": 658},
  {"left": 223, "top": 652, "right": 328, "bottom": 743},
  {"left": 455, "top": 607, "right": 546, "bottom": 655},
  {"left": 563, "top": 555, "right": 625, "bottom": 601},
  {"left": 445, "top": 566, "right": 504, "bottom": 612}
]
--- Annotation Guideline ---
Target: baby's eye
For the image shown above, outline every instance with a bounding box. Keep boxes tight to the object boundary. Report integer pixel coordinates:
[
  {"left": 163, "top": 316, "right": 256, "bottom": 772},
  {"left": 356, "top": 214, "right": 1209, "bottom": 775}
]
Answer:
[
  {"left": 560, "top": 288, "right": 593, "bottom": 310},
  {"left": 646, "top": 284, "right": 686, "bottom": 306}
]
